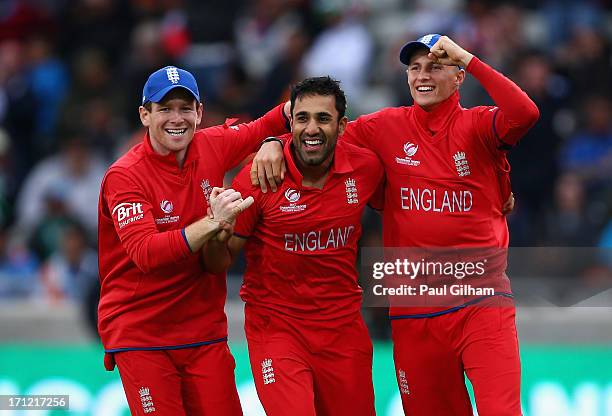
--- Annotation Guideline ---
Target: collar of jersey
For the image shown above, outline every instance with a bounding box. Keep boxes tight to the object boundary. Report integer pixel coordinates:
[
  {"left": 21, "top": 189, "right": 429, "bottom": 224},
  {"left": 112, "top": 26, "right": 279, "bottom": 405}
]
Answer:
[
  {"left": 143, "top": 131, "right": 200, "bottom": 170},
  {"left": 414, "top": 90, "right": 460, "bottom": 135},
  {"left": 283, "top": 135, "right": 353, "bottom": 187}
]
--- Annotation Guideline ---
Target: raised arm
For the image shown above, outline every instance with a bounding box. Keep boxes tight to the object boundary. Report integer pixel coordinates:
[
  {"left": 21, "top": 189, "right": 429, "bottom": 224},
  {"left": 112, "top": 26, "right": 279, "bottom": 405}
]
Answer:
[
  {"left": 429, "top": 36, "right": 540, "bottom": 147},
  {"left": 206, "top": 102, "right": 291, "bottom": 173}
]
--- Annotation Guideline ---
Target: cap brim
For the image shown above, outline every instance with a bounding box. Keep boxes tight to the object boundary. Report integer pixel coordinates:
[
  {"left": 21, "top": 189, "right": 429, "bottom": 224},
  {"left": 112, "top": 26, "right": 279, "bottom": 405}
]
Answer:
[
  {"left": 146, "top": 85, "right": 200, "bottom": 104},
  {"left": 399, "top": 41, "right": 430, "bottom": 65}
]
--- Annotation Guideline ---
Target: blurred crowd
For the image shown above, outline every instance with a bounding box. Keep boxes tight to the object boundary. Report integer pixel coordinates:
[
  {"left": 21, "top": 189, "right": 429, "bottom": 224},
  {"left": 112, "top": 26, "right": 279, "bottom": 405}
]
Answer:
[{"left": 0, "top": 0, "right": 611, "bottom": 335}]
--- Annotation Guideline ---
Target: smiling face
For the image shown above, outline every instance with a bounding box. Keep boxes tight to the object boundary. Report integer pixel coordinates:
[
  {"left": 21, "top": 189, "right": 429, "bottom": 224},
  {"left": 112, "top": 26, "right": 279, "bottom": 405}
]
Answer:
[
  {"left": 291, "top": 94, "right": 347, "bottom": 167},
  {"left": 138, "top": 88, "right": 203, "bottom": 160},
  {"left": 407, "top": 49, "right": 464, "bottom": 111}
]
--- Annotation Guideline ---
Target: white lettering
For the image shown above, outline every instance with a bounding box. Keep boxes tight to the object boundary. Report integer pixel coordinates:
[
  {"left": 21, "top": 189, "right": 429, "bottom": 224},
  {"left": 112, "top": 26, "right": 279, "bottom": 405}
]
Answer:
[
  {"left": 284, "top": 226, "right": 356, "bottom": 252},
  {"left": 399, "top": 188, "right": 474, "bottom": 214}
]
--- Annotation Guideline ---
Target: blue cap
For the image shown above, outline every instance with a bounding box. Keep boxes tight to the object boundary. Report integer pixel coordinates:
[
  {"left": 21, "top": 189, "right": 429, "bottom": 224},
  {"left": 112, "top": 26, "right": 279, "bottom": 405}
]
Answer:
[
  {"left": 142, "top": 66, "right": 200, "bottom": 105},
  {"left": 399, "top": 33, "right": 442, "bottom": 65}
]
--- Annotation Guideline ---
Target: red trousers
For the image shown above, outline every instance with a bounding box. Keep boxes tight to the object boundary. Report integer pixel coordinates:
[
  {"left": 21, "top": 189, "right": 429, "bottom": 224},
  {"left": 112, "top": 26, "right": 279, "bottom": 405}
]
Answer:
[
  {"left": 114, "top": 342, "right": 242, "bottom": 415},
  {"left": 391, "top": 297, "right": 522, "bottom": 416},
  {"left": 245, "top": 306, "right": 375, "bottom": 416}
]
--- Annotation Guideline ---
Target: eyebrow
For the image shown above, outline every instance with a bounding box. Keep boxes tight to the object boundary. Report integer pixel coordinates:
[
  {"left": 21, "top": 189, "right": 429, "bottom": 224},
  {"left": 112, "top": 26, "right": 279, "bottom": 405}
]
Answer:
[{"left": 295, "top": 111, "right": 333, "bottom": 117}]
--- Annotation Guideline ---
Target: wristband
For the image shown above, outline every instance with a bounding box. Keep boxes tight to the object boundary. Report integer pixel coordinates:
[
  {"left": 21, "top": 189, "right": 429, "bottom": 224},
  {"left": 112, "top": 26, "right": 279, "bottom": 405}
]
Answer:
[{"left": 262, "top": 137, "right": 283, "bottom": 146}]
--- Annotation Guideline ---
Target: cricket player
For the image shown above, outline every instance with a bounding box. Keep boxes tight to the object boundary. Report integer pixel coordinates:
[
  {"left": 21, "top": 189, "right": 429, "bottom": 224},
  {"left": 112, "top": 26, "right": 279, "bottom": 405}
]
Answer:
[
  {"left": 205, "top": 76, "right": 384, "bottom": 415},
  {"left": 252, "top": 35, "right": 539, "bottom": 415},
  {"left": 97, "top": 65, "right": 289, "bottom": 415}
]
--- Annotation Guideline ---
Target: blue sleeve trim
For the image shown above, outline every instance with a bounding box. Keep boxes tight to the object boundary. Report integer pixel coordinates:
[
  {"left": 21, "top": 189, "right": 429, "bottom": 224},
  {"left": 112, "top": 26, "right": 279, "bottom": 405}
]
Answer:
[
  {"left": 233, "top": 232, "right": 250, "bottom": 239},
  {"left": 104, "top": 337, "right": 228, "bottom": 353},
  {"left": 181, "top": 228, "right": 193, "bottom": 253},
  {"left": 491, "top": 108, "right": 513, "bottom": 151},
  {"left": 389, "top": 293, "right": 514, "bottom": 320}
]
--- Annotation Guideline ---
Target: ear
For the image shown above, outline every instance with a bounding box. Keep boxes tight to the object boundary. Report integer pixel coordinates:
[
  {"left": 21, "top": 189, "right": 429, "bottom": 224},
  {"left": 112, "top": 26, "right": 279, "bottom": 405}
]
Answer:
[
  {"left": 139, "top": 106, "right": 150, "bottom": 127},
  {"left": 455, "top": 68, "right": 466, "bottom": 87},
  {"left": 338, "top": 116, "right": 348, "bottom": 136},
  {"left": 196, "top": 102, "right": 204, "bottom": 126},
  {"left": 289, "top": 114, "right": 294, "bottom": 132}
]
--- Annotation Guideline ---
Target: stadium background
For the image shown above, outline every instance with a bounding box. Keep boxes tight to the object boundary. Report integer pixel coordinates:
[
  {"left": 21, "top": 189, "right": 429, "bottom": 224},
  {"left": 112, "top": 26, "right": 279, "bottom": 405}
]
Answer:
[{"left": 0, "top": 0, "right": 611, "bottom": 414}]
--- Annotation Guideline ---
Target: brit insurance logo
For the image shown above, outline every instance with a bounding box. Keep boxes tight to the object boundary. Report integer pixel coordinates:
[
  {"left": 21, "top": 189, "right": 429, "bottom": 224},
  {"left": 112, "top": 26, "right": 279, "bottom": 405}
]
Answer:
[
  {"left": 280, "top": 188, "right": 306, "bottom": 213},
  {"left": 112, "top": 202, "right": 144, "bottom": 229},
  {"left": 156, "top": 199, "right": 180, "bottom": 225},
  {"left": 396, "top": 142, "right": 421, "bottom": 166}
]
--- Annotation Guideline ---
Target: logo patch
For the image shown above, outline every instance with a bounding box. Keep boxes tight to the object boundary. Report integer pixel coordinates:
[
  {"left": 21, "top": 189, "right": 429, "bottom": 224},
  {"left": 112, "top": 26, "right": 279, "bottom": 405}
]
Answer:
[
  {"left": 398, "top": 369, "right": 410, "bottom": 395},
  {"left": 112, "top": 202, "right": 144, "bottom": 229},
  {"left": 139, "top": 386, "right": 156, "bottom": 413},
  {"left": 166, "top": 67, "right": 180, "bottom": 84},
  {"left": 160, "top": 200, "right": 173, "bottom": 214},
  {"left": 262, "top": 358, "right": 275, "bottom": 385},
  {"left": 453, "top": 151, "right": 471, "bottom": 177},
  {"left": 155, "top": 199, "right": 179, "bottom": 225},
  {"left": 201, "top": 179, "right": 212, "bottom": 203},
  {"left": 345, "top": 178, "right": 358, "bottom": 204},
  {"left": 280, "top": 188, "right": 306, "bottom": 212},
  {"left": 284, "top": 188, "right": 301, "bottom": 203},
  {"left": 396, "top": 142, "right": 421, "bottom": 166}
]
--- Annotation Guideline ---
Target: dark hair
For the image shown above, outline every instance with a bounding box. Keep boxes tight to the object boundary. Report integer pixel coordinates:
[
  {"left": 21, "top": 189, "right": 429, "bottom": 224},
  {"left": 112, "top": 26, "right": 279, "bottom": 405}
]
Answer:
[{"left": 290, "top": 76, "right": 346, "bottom": 119}]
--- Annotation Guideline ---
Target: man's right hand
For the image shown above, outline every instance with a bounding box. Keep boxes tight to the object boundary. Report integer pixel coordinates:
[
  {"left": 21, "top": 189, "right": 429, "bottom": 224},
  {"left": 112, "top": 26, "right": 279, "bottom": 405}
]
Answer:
[
  {"left": 209, "top": 187, "right": 254, "bottom": 225},
  {"left": 250, "top": 139, "right": 286, "bottom": 193}
]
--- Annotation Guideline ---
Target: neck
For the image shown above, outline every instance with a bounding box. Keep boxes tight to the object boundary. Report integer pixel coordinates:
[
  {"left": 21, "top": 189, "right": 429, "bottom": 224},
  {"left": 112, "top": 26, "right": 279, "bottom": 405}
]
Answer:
[
  {"left": 292, "top": 147, "right": 332, "bottom": 189},
  {"left": 175, "top": 151, "right": 186, "bottom": 169},
  {"left": 149, "top": 134, "right": 187, "bottom": 168}
]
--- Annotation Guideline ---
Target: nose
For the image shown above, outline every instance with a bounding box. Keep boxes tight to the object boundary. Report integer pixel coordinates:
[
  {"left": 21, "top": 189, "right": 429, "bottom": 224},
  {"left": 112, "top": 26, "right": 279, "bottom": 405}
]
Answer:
[
  {"left": 416, "top": 68, "right": 431, "bottom": 80},
  {"left": 304, "top": 118, "right": 319, "bottom": 136},
  {"left": 168, "top": 109, "right": 183, "bottom": 123}
]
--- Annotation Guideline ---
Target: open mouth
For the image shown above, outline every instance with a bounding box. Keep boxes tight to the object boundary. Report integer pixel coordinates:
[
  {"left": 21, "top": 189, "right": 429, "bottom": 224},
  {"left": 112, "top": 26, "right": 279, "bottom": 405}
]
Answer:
[
  {"left": 166, "top": 128, "right": 187, "bottom": 136},
  {"left": 304, "top": 138, "right": 323, "bottom": 147},
  {"left": 302, "top": 136, "right": 324, "bottom": 152},
  {"left": 416, "top": 86, "right": 435, "bottom": 93}
]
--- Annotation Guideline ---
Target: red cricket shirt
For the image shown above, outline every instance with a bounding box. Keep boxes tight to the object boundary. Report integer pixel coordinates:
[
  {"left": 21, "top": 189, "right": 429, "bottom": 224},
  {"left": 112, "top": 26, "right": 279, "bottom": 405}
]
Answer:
[
  {"left": 97, "top": 104, "right": 288, "bottom": 352},
  {"left": 232, "top": 137, "right": 384, "bottom": 320},
  {"left": 342, "top": 57, "right": 539, "bottom": 316}
]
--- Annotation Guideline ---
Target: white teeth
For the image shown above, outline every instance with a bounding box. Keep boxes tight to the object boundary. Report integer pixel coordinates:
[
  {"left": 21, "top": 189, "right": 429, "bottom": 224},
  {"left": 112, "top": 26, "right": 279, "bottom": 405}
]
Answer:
[
  {"left": 305, "top": 139, "right": 323, "bottom": 145},
  {"left": 166, "top": 128, "right": 187, "bottom": 136},
  {"left": 417, "top": 86, "right": 434, "bottom": 92}
]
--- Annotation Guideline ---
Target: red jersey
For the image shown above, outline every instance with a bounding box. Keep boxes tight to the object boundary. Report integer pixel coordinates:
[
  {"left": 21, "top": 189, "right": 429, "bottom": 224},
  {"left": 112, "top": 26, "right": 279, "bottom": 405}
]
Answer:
[
  {"left": 342, "top": 57, "right": 539, "bottom": 316},
  {"left": 232, "top": 137, "right": 384, "bottom": 320},
  {"left": 97, "top": 104, "right": 288, "bottom": 352}
]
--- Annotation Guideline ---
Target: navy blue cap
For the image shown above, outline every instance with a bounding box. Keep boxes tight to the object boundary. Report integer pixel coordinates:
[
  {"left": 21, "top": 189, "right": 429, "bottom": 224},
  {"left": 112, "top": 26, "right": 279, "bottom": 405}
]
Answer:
[
  {"left": 142, "top": 66, "right": 200, "bottom": 105},
  {"left": 399, "top": 33, "right": 442, "bottom": 65}
]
